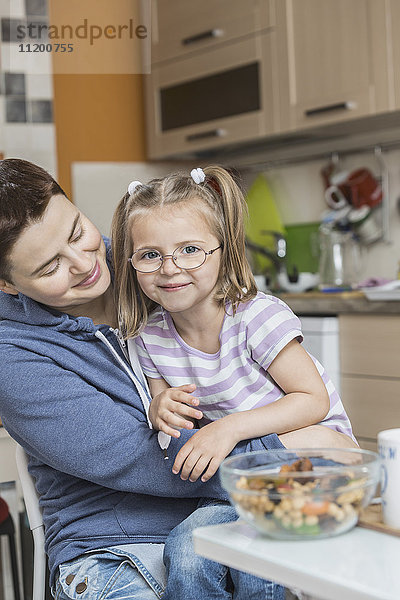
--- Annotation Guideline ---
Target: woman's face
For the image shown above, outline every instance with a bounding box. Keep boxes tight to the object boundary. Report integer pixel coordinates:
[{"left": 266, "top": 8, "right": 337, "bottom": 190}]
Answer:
[{"left": 1, "top": 194, "right": 111, "bottom": 313}]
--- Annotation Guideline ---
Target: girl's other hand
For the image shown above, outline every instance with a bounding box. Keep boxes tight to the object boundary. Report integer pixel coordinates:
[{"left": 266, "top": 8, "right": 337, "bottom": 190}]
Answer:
[
  {"left": 172, "top": 418, "right": 238, "bottom": 482},
  {"left": 149, "top": 383, "right": 203, "bottom": 438}
]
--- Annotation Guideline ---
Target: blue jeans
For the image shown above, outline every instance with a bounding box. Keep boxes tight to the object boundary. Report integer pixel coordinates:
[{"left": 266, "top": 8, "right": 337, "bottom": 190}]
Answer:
[
  {"left": 163, "top": 500, "right": 285, "bottom": 600},
  {"left": 53, "top": 503, "right": 284, "bottom": 599},
  {"left": 53, "top": 546, "right": 163, "bottom": 599}
]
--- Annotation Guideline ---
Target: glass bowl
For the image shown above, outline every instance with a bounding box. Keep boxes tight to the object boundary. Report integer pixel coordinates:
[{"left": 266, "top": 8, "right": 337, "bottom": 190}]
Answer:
[{"left": 220, "top": 448, "right": 380, "bottom": 540}]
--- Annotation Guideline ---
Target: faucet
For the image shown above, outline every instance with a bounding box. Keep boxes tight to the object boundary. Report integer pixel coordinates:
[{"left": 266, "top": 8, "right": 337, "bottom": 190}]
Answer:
[{"left": 245, "top": 231, "right": 287, "bottom": 274}]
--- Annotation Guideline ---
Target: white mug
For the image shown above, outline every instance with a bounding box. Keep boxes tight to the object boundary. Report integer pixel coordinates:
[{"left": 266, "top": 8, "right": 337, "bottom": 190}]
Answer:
[
  {"left": 378, "top": 428, "right": 400, "bottom": 529},
  {"left": 324, "top": 171, "right": 350, "bottom": 210}
]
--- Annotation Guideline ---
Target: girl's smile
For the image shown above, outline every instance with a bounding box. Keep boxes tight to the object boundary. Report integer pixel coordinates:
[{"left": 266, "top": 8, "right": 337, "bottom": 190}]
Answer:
[{"left": 158, "top": 282, "right": 192, "bottom": 291}]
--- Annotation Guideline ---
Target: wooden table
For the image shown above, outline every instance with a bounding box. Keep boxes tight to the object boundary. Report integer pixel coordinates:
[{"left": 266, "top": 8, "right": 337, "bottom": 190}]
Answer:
[{"left": 193, "top": 520, "right": 400, "bottom": 600}]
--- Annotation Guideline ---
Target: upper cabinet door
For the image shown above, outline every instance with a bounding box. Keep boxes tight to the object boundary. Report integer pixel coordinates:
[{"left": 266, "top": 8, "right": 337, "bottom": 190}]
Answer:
[
  {"left": 276, "top": 0, "right": 392, "bottom": 132},
  {"left": 151, "top": 0, "right": 274, "bottom": 65}
]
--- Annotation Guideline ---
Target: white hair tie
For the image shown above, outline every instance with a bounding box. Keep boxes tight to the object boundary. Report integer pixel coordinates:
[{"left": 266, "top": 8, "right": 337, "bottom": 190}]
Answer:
[
  {"left": 127, "top": 180, "right": 142, "bottom": 196},
  {"left": 190, "top": 168, "right": 205, "bottom": 184}
]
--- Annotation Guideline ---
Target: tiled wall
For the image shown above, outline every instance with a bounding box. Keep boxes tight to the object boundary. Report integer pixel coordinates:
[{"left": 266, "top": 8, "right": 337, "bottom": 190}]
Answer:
[{"left": 0, "top": 0, "right": 56, "bottom": 176}]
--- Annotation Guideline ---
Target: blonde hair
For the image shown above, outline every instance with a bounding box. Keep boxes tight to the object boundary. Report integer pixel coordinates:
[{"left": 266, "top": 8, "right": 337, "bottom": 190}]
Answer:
[{"left": 112, "top": 165, "right": 257, "bottom": 339}]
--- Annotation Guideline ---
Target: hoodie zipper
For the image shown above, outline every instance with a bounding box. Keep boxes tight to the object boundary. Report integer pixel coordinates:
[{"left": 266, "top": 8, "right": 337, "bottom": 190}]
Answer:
[{"left": 94, "top": 329, "right": 170, "bottom": 457}]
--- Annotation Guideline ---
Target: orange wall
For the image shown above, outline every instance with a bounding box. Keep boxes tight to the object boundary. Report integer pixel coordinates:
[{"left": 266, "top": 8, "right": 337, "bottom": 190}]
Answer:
[
  {"left": 49, "top": 0, "right": 147, "bottom": 199},
  {"left": 53, "top": 73, "right": 146, "bottom": 199}
]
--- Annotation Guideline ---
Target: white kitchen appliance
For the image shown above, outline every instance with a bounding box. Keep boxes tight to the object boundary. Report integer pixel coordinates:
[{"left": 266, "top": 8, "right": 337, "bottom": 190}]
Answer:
[{"left": 299, "top": 316, "right": 340, "bottom": 394}]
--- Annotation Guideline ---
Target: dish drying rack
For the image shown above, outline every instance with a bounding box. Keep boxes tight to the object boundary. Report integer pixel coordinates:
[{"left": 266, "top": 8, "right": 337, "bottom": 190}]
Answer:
[{"left": 235, "top": 142, "right": 395, "bottom": 245}]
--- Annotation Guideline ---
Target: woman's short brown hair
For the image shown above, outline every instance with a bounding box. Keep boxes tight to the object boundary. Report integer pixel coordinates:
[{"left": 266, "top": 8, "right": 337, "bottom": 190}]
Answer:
[
  {"left": 0, "top": 158, "right": 66, "bottom": 282},
  {"left": 112, "top": 165, "right": 257, "bottom": 339}
]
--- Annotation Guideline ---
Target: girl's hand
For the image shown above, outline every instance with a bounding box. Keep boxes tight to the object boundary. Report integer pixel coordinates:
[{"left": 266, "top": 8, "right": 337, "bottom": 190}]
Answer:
[
  {"left": 172, "top": 418, "right": 238, "bottom": 482},
  {"left": 149, "top": 383, "right": 203, "bottom": 438}
]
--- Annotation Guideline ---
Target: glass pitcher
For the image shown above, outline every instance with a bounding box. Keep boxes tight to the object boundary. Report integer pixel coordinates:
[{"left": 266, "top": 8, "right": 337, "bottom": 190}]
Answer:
[{"left": 318, "top": 227, "right": 362, "bottom": 289}]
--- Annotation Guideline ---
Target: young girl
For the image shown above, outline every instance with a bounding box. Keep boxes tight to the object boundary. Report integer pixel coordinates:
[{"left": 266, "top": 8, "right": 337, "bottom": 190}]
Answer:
[{"left": 112, "top": 165, "right": 357, "bottom": 483}]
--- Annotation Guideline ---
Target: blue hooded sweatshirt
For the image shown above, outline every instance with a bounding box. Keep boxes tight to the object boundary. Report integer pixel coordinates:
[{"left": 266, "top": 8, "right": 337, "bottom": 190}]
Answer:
[{"left": 0, "top": 241, "right": 276, "bottom": 586}]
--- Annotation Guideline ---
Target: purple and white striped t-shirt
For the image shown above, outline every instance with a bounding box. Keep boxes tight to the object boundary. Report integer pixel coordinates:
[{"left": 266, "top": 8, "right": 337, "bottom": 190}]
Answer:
[{"left": 135, "top": 292, "right": 355, "bottom": 439}]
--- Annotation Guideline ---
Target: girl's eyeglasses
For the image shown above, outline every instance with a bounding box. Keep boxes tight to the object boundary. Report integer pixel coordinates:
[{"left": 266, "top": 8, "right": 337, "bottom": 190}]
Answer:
[{"left": 129, "top": 244, "right": 221, "bottom": 273}]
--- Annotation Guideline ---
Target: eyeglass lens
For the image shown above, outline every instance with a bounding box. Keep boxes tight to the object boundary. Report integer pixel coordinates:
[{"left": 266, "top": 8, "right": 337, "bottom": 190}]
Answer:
[{"left": 132, "top": 245, "right": 207, "bottom": 272}]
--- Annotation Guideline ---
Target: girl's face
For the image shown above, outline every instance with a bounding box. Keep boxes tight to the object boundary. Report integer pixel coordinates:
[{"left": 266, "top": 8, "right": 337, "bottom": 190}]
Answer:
[
  {"left": 1, "top": 194, "right": 111, "bottom": 314},
  {"left": 130, "top": 202, "right": 222, "bottom": 318}
]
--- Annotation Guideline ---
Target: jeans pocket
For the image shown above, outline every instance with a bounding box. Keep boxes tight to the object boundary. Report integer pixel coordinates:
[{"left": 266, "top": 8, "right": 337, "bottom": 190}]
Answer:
[
  {"left": 56, "top": 554, "right": 102, "bottom": 599},
  {"left": 55, "top": 551, "right": 161, "bottom": 600}
]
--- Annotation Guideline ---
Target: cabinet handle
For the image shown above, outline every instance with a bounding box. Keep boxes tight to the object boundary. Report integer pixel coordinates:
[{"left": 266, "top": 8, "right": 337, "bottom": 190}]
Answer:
[
  {"left": 305, "top": 101, "right": 357, "bottom": 117},
  {"left": 182, "top": 28, "right": 224, "bottom": 46},
  {"left": 186, "top": 129, "right": 226, "bottom": 142}
]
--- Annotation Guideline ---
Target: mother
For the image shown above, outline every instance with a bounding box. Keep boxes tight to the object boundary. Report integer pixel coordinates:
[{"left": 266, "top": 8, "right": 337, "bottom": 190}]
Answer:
[{"left": 0, "top": 159, "right": 288, "bottom": 600}]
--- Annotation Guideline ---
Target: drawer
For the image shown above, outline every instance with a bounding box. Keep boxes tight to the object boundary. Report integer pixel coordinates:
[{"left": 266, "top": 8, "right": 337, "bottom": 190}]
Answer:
[
  {"left": 339, "top": 315, "right": 400, "bottom": 378},
  {"left": 151, "top": 0, "right": 274, "bottom": 64},
  {"left": 341, "top": 376, "right": 400, "bottom": 440}
]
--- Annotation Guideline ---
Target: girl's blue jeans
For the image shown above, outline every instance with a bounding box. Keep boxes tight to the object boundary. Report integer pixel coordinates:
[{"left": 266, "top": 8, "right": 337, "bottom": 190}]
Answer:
[
  {"left": 53, "top": 501, "right": 284, "bottom": 599},
  {"left": 164, "top": 500, "right": 285, "bottom": 600}
]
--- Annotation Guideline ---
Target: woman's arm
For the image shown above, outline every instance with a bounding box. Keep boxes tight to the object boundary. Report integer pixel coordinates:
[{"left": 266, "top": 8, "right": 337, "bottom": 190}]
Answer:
[{"left": 0, "top": 344, "right": 269, "bottom": 500}]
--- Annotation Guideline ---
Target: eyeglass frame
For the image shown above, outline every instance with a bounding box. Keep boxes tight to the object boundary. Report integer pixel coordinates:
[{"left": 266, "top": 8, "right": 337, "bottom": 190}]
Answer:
[{"left": 128, "top": 244, "right": 222, "bottom": 273}]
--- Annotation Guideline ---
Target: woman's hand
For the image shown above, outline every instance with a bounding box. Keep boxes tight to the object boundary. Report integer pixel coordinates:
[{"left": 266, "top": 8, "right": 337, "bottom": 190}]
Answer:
[
  {"left": 172, "top": 417, "right": 239, "bottom": 482},
  {"left": 149, "top": 383, "right": 203, "bottom": 438}
]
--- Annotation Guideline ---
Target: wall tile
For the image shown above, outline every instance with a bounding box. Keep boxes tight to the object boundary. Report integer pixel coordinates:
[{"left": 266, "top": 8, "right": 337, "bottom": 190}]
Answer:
[
  {"left": 4, "top": 72, "right": 25, "bottom": 95},
  {"left": 8, "top": 0, "right": 26, "bottom": 19},
  {"left": 25, "top": 73, "right": 52, "bottom": 99},
  {"left": 25, "top": 0, "right": 47, "bottom": 17},
  {"left": 30, "top": 98, "right": 52, "bottom": 122},
  {"left": 1, "top": 17, "right": 25, "bottom": 42},
  {"left": 16, "top": 19, "right": 48, "bottom": 42},
  {"left": 30, "top": 122, "right": 55, "bottom": 150},
  {"left": 2, "top": 122, "right": 32, "bottom": 151},
  {"left": 5, "top": 97, "right": 26, "bottom": 121}
]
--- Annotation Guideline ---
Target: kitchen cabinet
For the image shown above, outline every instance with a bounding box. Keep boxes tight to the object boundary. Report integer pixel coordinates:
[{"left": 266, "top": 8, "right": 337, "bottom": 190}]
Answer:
[
  {"left": 275, "top": 0, "right": 392, "bottom": 133},
  {"left": 145, "top": 31, "right": 279, "bottom": 158},
  {"left": 146, "top": 0, "right": 279, "bottom": 158},
  {"left": 144, "top": 0, "right": 397, "bottom": 159},
  {"left": 150, "top": 0, "right": 273, "bottom": 65},
  {"left": 339, "top": 314, "right": 400, "bottom": 451},
  {"left": 389, "top": 0, "right": 400, "bottom": 109}
]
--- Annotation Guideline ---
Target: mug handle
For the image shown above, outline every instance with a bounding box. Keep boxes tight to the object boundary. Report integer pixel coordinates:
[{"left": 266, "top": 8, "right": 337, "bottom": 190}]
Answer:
[{"left": 324, "top": 185, "right": 348, "bottom": 209}]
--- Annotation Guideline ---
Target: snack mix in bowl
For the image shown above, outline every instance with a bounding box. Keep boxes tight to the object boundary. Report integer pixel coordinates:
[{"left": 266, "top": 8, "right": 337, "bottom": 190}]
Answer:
[{"left": 220, "top": 448, "right": 380, "bottom": 540}]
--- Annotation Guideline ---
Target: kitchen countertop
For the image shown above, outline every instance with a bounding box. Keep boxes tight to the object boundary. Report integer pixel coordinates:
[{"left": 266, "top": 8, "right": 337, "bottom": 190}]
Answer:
[{"left": 278, "top": 290, "right": 400, "bottom": 315}]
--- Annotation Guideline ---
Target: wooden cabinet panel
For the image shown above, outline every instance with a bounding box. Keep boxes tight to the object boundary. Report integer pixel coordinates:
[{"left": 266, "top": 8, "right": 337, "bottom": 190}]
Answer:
[
  {"left": 276, "top": 0, "right": 391, "bottom": 132},
  {"left": 357, "top": 438, "right": 378, "bottom": 453},
  {"left": 390, "top": 0, "right": 400, "bottom": 108},
  {"left": 339, "top": 315, "right": 400, "bottom": 378},
  {"left": 341, "top": 376, "right": 400, "bottom": 440},
  {"left": 151, "top": 0, "right": 273, "bottom": 64}
]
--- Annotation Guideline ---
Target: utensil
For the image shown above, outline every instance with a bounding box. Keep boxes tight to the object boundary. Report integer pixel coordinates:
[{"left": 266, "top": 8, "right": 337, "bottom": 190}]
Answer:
[
  {"left": 277, "top": 271, "right": 319, "bottom": 293},
  {"left": 318, "top": 226, "right": 362, "bottom": 289}
]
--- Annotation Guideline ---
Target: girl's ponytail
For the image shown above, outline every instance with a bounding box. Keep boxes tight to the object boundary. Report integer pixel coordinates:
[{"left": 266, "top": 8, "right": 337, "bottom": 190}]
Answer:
[
  {"left": 203, "top": 166, "right": 257, "bottom": 311},
  {"left": 111, "top": 191, "right": 155, "bottom": 339}
]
